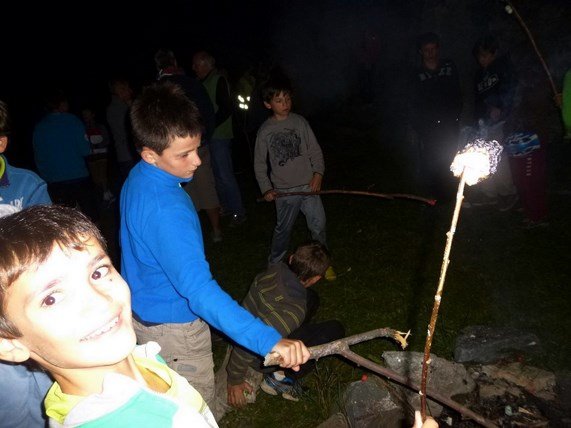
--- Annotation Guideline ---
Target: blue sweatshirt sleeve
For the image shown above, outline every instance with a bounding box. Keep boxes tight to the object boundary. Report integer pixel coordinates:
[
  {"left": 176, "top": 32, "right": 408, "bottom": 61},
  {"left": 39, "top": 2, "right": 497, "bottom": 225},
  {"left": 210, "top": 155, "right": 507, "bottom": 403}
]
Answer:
[{"left": 144, "top": 204, "right": 281, "bottom": 357}]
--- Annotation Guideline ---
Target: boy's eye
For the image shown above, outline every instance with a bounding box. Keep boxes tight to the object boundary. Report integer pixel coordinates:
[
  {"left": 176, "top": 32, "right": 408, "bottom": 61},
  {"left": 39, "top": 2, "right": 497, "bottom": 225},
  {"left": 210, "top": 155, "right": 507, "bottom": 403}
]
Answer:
[
  {"left": 92, "top": 266, "right": 110, "bottom": 280},
  {"left": 42, "top": 292, "right": 62, "bottom": 307}
]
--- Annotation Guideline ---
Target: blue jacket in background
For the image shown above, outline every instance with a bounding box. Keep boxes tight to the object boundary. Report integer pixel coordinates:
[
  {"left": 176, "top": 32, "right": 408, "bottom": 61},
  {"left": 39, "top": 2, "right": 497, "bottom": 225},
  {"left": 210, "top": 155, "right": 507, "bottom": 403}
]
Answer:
[{"left": 32, "top": 112, "right": 90, "bottom": 183}]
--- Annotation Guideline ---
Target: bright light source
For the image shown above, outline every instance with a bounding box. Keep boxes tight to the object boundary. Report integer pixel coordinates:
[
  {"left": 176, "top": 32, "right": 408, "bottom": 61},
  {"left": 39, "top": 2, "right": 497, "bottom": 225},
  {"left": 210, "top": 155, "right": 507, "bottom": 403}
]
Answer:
[
  {"left": 450, "top": 139, "right": 502, "bottom": 186},
  {"left": 246, "top": 96, "right": 251, "bottom": 102},
  {"left": 238, "top": 95, "right": 245, "bottom": 103}
]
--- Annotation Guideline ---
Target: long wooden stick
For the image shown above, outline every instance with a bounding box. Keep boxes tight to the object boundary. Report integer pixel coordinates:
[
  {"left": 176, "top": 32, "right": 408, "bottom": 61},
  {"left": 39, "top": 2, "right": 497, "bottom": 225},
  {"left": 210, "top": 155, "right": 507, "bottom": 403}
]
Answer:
[
  {"left": 264, "top": 326, "right": 496, "bottom": 427},
  {"left": 506, "top": 0, "right": 559, "bottom": 97},
  {"left": 257, "top": 190, "right": 437, "bottom": 205},
  {"left": 420, "top": 170, "right": 467, "bottom": 420}
]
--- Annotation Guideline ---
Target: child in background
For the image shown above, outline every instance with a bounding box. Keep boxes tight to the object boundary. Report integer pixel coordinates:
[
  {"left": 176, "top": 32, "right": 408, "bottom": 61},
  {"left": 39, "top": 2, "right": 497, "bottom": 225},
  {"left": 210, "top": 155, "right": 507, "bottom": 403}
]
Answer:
[
  {"left": 254, "top": 76, "right": 336, "bottom": 280},
  {"left": 0, "top": 205, "right": 217, "bottom": 427},
  {"left": 468, "top": 35, "right": 519, "bottom": 211},
  {"left": 82, "top": 107, "right": 115, "bottom": 206}
]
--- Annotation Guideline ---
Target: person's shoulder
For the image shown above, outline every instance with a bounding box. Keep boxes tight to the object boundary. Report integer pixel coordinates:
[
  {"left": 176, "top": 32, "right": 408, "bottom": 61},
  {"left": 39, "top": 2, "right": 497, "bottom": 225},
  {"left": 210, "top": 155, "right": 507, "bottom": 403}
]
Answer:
[
  {"left": 257, "top": 117, "right": 275, "bottom": 133},
  {"left": 62, "top": 113, "right": 85, "bottom": 128},
  {"left": 289, "top": 112, "right": 306, "bottom": 121},
  {"left": 284, "top": 112, "right": 308, "bottom": 126},
  {"left": 253, "top": 263, "right": 282, "bottom": 284},
  {"left": 7, "top": 163, "right": 45, "bottom": 183}
]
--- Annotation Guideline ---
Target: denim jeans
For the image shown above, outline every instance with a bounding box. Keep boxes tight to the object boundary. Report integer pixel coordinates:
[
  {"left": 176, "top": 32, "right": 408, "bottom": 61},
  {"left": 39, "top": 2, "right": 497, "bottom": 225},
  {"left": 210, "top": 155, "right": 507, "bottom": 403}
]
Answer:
[
  {"left": 270, "top": 184, "right": 327, "bottom": 263},
  {"left": 209, "top": 138, "right": 245, "bottom": 216}
]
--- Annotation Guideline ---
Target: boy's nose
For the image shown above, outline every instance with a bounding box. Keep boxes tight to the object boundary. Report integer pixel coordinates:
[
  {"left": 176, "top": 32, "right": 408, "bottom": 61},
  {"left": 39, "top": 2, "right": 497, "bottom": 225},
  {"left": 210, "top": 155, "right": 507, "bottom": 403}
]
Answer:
[{"left": 83, "top": 285, "right": 113, "bottom": 312}]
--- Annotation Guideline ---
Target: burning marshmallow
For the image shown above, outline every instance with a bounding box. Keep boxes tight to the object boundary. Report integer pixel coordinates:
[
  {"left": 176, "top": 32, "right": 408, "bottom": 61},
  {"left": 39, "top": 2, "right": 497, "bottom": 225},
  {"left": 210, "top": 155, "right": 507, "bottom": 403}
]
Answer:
[{"left": 450, "top": 139, "right": 503, "bottom": 186}]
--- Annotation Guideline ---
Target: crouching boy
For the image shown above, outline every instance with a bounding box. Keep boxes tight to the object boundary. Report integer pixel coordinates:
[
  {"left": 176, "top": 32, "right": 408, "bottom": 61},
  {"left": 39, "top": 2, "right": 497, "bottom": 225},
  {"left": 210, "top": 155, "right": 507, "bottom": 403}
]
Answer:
[
  {"left": 226, "top": 241, "right": 345, "bottom": 407},
  {"left": 0, "top": 205, "right": 217, "bottom": 427}
]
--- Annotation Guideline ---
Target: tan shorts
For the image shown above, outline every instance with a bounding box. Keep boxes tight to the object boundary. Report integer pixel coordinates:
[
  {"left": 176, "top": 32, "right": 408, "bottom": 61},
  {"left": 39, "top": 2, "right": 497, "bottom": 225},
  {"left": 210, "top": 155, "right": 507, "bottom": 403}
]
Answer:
[
  {"left": 132, "top": 318, "right": 222, "bottom": 417},
  {"left": 183, "top": 146, "right": 220, "bottom": 211}
]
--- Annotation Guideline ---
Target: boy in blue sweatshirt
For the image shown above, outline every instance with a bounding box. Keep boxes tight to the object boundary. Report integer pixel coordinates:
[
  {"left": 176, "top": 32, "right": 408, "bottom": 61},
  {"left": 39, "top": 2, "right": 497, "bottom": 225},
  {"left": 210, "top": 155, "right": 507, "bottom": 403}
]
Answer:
[{"left": 120, "top": 82, "right": 309, "bottom": 419}]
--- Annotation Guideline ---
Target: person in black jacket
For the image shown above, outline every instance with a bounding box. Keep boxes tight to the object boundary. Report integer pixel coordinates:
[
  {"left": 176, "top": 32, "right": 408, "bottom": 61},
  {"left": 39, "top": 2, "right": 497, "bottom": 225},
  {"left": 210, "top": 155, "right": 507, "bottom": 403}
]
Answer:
[
  {"left": 409, "top": 32, "right": 462, "bottom": 202},
  {"left": 465, "top": 35, "right": 518, "bottom": 212}
]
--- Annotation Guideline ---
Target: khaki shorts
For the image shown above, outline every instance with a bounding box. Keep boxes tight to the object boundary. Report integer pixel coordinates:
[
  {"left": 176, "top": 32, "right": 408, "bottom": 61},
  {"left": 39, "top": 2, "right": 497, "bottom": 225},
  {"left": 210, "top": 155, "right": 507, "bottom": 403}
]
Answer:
[{"left": 184, "top": 146, "right": 220, "bottom": 211}]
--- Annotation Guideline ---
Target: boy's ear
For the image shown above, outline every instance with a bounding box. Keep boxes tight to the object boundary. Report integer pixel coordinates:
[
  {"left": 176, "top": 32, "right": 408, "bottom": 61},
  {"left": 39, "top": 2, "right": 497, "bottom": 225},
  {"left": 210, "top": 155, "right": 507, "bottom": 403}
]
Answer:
[
  {"left": 263, "top": 101, "right": 272, "bottom": 110},
  {"left": 0, "top": 338, "right": 31, "bottom": 363},
  {"left": 140, "top": 147, "right": 158, "bottom": 165},
  {"left": 0, "top": 136, "right": 8, "bottom": 153}
]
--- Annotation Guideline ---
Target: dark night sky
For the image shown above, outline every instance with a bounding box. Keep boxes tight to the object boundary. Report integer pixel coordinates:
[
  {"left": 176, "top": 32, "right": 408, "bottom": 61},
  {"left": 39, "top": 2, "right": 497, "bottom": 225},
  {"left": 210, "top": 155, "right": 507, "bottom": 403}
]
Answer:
[
  {"left": 3, "top": 1, "right": 273, "bottom": 92},
  {"left": 3, "top": 0, "right": 569, "bottom": 165},
  {"left": 2, "top": 0, "right": 407, "bottom": 122},
  {"left": 2, "top": 0, "right": 287, "bottom": 163}
]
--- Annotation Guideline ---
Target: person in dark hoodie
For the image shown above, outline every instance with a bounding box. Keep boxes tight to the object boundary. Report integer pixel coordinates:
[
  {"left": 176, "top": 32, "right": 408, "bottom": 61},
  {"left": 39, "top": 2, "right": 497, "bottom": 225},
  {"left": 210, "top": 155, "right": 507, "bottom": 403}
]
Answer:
[
  {"left": 464, "top": 35, "right": 519, "bottom": 212},
  {"left": 409, "top": 32, "right": 462, "bottom": 202}
]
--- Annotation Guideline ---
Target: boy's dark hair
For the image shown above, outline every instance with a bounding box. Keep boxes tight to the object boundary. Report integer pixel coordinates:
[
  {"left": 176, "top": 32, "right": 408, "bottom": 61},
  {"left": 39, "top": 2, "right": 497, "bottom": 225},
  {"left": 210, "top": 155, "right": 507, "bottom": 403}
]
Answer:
[
  {"left": 130, "top": 82, "right": 204, "bottom": 154},
  {"left": 472, "top": 35, "right": 499, "bottom": 57},
  {"left": 261, "top": 75, "right": 293, "bottom": 103},
  {"left": 288, "top": 241, "right": 331, "bottom": 281},
  {"left": 0, "top": 100, "right": 10, "bottom": 136},
  {"left": 416, "top": 32, "right": 440, "bottom": 50},
  {"left": 0, "top": 205, "right": 106, "bottom": 339},
  {"left": 154, "top": 48, "right": 177, "bottom": 71}
]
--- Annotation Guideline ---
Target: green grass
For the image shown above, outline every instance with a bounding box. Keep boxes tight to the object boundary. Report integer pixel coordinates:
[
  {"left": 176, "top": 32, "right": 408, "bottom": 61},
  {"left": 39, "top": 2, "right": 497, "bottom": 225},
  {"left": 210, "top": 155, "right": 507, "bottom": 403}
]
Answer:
[{"left": 201, "top": 108, "right": 571, "bottom": 426}]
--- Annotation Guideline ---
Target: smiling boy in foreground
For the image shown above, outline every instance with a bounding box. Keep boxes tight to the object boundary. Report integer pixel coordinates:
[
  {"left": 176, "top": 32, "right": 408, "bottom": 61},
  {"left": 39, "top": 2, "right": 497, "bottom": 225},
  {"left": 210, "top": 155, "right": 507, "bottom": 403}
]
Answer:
[{"left": 0, "top": 205, "right": 217, "bottom": 427}]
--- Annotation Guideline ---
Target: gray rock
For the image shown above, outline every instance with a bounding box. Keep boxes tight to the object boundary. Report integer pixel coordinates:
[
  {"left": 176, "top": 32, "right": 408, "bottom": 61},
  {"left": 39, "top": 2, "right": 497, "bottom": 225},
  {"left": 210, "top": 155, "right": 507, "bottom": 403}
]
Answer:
[
  {"left": 316, "top": 413, "right": 349, "bottom": 428},
  {"left": 343, "top": 376, "right": 407, "bottom": 428},
  {"left": 382, "top": 351, "right": 476, "bottom": 417},
  {"left": 454, "top": 325, "right": 542, "bottom": 364}
]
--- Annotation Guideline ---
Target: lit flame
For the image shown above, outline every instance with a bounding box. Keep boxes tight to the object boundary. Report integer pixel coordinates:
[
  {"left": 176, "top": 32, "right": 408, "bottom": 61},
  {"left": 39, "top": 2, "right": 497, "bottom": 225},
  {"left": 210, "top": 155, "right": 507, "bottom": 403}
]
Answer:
[
  {"left": 450, "top": 139, "right": 502, "bottom": 186},
  {"left": 237, "top": 95, "right": 245, "bottom": 103}
]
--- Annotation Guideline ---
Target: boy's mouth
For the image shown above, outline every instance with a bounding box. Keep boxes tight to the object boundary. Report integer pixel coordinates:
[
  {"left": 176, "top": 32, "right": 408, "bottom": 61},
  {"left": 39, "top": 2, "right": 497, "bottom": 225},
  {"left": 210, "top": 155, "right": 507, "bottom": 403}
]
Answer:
[{"left": 80, "top": 316, "right": 120, "bottom": 342}]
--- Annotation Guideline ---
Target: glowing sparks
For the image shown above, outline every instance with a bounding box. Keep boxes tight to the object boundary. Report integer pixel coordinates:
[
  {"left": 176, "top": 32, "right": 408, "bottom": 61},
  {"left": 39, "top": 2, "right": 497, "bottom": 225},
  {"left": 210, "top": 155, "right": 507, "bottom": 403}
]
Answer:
[{"left": 450, "top": 139, "right": 502, "bottom": 186}]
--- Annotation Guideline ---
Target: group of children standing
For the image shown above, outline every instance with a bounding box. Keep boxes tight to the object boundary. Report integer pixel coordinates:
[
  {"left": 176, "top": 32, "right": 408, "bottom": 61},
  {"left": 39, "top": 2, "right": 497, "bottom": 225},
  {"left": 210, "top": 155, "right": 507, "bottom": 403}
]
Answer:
[{"left": 411, "top": 32, "right": 551, "bottom": 228}]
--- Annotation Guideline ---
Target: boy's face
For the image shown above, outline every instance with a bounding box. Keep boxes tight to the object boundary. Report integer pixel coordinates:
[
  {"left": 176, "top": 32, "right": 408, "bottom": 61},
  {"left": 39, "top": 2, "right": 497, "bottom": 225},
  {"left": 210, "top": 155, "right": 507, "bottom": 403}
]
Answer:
[
  {"left": 142, "top": 134, "right": 202, "bottom": 179},
  {"left": 192, "top": 56, "right": 211, "bottom": 80},
  {"left": 264, "top": 92, "right": 292, "bottom": 120},
  {"left": 0, "top": 136, "right": 7, "bottom": 154},
  {"left": 115, "top": 83, "right": 133, "bottom": 102},
  {"left": 477, "top": 50, "right": 496, "bottom": 69},
  {"left": 4, "top": 238, "right": 136, "bottom": 370},
  {"left": 420, "top": 42, "right": 439, "bottom": 65}
]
